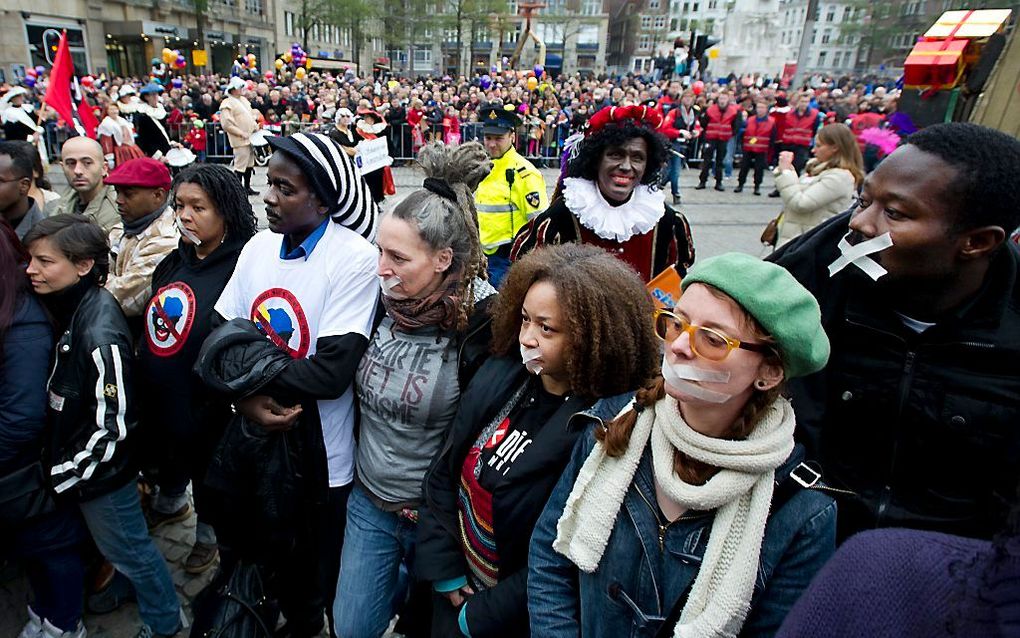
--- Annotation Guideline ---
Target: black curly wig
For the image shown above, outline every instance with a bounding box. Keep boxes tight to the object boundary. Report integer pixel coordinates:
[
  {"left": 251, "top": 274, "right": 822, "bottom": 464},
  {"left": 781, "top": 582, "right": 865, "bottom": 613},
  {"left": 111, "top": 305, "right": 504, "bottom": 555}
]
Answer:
[{"left": 566, "top": 121, "right": 670, "bottom": 187}]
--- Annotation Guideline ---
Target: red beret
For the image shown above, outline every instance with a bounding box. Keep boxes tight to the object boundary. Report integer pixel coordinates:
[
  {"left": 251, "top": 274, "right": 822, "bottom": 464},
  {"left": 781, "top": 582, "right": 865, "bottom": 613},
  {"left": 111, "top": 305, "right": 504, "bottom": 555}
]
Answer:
[{"left": 104, "top": 157, "right": 172, "bottom": 190}]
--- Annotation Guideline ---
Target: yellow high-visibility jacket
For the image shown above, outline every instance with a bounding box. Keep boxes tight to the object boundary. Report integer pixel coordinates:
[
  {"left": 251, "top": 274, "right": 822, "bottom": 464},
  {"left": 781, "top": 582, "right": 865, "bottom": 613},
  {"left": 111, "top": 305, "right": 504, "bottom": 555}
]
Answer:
[{"left": 475, "top": 147, "right": 548, "bottom": 255}]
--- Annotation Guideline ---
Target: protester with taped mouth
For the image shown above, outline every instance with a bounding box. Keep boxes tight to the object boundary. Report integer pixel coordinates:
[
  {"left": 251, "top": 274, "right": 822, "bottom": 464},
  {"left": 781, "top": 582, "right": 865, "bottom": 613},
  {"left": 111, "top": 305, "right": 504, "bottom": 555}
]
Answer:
[
  {"left": 416, "top": 243, "right": 660, "bottom": 638},
  {"left": 771, "top": 122, "right": 1020, "bottom": 541},
  {"left": 208, "top": 131, "right": 378, "bottom": 637},
  {"left": 23, "top": 215, "right": 183, "bottom": 638},
  {"left": 135, "top": 163, "right": 257, "bottom": 575},
  {"left": 333, "top": 142, "right": 493, "bottom": 638},
  {"left": 529, "top": 252, "right": 835, "bottom": 638}
]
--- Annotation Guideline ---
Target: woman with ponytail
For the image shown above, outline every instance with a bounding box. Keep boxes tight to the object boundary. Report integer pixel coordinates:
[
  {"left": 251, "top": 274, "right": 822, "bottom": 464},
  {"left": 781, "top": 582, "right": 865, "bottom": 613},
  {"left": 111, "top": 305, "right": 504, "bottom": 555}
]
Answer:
[
  {"left": 529, "top": 252, "right": 837, "bottom": 638},
  {"left": 416, "top": 243, "right": 660, "bottom": 637},
  {"left": 333, "top": 142, "right": 495, "bottom": 638}
]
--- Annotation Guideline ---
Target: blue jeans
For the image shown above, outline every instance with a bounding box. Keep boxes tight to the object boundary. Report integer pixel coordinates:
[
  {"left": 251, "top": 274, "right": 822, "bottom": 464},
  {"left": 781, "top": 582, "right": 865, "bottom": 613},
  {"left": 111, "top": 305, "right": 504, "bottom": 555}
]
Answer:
[
  {"left": 487, "top": 254, "right": 510, "bottom": 288},
  {"left": 333, "top": 484, "right": 419, "bottom": 638},
  {"left": 724, "top": 137, "right": 736, "bottom": 178},
  {"left": 667, "top": 146, "right": 684, "bottom": 197},
  {"left": 79, "top": 480, "right": 181, "bottom": 634}
]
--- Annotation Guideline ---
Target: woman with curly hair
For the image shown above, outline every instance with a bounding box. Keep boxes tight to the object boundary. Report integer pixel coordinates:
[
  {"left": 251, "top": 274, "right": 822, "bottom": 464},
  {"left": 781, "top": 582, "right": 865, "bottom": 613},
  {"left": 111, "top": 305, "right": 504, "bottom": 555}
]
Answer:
[
  {"left": 416, "top": 243, "right": 660, "bottom": 637},
  {"left": 530, "top": 253, "right": 836, "bottom": 638},
  {"left": 333, "top": 142, "right": 494, "bottom": 638},
  {"left": 135, "top": 163, "right": 258, "bottom": 575},
  {"left": 510, "top": 104, "right": 695, "bottom": 282}
]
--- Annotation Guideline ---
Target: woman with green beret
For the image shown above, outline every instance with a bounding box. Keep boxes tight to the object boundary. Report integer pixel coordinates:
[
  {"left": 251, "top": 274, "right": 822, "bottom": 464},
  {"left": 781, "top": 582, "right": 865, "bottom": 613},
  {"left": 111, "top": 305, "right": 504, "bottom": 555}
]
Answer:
[{"left": 529, "top": 252, "right": 836, "bottom": 638}]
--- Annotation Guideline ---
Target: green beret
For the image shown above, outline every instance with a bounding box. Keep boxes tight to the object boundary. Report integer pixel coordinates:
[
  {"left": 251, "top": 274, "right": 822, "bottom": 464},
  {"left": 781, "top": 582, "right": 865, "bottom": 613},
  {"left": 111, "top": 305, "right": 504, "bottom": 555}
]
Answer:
[{"left": 681, "top": 253, "right": 829, "bottom": 379}]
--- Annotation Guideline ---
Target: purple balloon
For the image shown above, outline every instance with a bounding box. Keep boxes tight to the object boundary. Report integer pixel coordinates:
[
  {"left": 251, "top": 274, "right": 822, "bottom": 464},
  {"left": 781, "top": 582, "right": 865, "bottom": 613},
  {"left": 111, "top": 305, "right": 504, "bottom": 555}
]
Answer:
[
  {"left": 24, "top": 77, "right": 36, "bottom": 87},
  {"left": 517, "top": 103, "right": 528, "bottom": 114},
  {"left": 35, "top": 66, "right": 45, "bottom": 75},
  {"left": 480, "top": 74, "right": 491, "bottom": 89},
  {"left": 172, "top": 78, "right": 183, "bottom": 88}
]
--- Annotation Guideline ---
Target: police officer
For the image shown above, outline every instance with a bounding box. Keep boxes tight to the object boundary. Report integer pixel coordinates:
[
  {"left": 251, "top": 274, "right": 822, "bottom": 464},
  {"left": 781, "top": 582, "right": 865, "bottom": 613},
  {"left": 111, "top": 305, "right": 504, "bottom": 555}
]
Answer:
[{"left": 475, "top": 102, "right": 548, "bottom": 286}]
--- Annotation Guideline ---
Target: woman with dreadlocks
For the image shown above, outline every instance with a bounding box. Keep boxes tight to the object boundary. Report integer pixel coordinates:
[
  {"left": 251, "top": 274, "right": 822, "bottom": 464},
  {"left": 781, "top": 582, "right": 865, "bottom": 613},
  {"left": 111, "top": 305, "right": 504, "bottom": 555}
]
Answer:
[
  {"left": 510, "top": 104, "right": 695, "bottom": 282},
  {"left": 416, "top": 243, "right": 661, "bottom": 638},
  {"left": 135, "top": 163, "right": 257, "bottom": 575},
  {"left": 333, "top": 142, "right": 495, "bottom": 638}
]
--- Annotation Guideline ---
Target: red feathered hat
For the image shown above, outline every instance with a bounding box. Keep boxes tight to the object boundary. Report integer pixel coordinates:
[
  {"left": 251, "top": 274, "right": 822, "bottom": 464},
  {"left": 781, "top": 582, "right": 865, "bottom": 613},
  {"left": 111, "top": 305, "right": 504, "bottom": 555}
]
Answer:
[{"left": 584, "top": 104, "right": 664, "bottom": 136}]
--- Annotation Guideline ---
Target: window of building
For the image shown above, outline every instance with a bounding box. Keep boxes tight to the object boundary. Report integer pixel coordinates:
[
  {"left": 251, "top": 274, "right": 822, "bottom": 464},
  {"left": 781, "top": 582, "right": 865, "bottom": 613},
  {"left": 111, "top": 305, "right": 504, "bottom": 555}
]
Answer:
[
  {"left": 822, "top": 29, "right": 830, "bottom": 43},
  {"left": 654, "top": 16, "right": 667, "bottom": 28},
  {"left": 708, "top": 0, "right": 717, "bottom": 8},
  {"left": 508, "top": 0, "right": 518, "bottom": 13},
  {"left": 683, "top": 2, "right": 689, "bottom": 11},
  {"left": 577, "top": 24, "right": 599, "bottom": 43},
  {"left": 285, "top": 11, "right": 295, "bottom": 36},
  {"left": 582, "top": 0, "right": 601, "bottom": 15},
  {"left": 649, "top": 0, "right": 660, "bottom": 8},
  {"left": 692, "top": 2, "right": 699, "bottom": 11},
  {"left": 639, "top": 34, "right": 651, "bottom": 49},
  {"left": 245, "top": 0, "right": 264, "bottom": 14},
  {"left": 817, "top": 50, "right": 827, "bottom": 66},
  {"left": 826, "top": 7, "right": 834, "bottom": 21},
  {"left": 671, "top": 18, "right": 678, "bottom": 30},
  {"left": 680, "top": 18, "right": 688, "bottom": 30},
  {"left": 641, "top": 16, "right": 653, "bottom": 28},
  {"left": 842, "top": 6, "right": 851, "bottom": 21}
]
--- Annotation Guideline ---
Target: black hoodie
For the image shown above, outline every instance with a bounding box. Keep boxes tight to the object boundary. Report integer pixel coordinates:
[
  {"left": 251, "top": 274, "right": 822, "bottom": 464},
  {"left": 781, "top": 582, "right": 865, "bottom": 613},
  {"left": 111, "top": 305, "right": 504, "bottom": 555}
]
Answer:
[{"left": 136, "top": 238, "right": 246, "bottom": 443}]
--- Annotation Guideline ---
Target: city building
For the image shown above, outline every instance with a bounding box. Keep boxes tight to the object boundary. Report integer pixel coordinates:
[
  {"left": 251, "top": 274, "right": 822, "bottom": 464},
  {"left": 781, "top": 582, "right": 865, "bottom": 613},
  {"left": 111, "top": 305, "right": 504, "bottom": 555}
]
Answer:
[
  {"left": 609, "top": 0, "right": 789, "bottom": 77},
  {"left": 778, "top": 0, "right": 863, "bottom": 74},
  {"left": 1, "top": 0, "right": 276, "bottom": 81},
  {"left": 384, "top": 0, "right": 609, "bottom": 77}
]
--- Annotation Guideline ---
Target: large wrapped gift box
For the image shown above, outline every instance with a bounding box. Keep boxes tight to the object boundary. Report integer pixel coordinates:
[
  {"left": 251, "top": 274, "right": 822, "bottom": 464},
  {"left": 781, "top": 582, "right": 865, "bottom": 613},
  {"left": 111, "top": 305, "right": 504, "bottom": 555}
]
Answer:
[
  {"left": 924, "top": 9, "right": 1011, "bottom": 39},
  {"left": 903, "top": 39, "right": 968, "bottom": 88}
]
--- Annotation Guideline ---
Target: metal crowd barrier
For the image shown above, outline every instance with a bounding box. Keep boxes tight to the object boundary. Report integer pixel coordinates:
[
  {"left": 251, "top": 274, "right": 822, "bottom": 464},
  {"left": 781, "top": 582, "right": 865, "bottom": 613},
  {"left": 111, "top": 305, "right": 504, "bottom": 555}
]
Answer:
[{"left": 40, "top": 119, "right": 709, "bottom": 168}]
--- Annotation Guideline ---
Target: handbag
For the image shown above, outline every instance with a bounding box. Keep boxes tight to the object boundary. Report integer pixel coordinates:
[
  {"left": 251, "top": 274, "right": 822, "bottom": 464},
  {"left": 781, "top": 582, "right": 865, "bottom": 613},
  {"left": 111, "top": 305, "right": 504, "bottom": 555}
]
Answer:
[
  {"left": 189, "top": 560, "right": 278, "bottom": 638},
  {"left": 760, "top": 212, "right": 783, "bottom": 247},
  {"left": 0, "top": 461, "right": 56, "bottom": 525}
]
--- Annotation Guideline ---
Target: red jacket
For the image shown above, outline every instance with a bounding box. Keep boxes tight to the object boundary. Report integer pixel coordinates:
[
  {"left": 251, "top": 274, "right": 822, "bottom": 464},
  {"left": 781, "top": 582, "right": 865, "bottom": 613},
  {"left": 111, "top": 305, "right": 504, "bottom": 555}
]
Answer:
[
  {"left": 184, "top": 128, "right": 207, "bottom": 152},
  {"left": 704, "top": 103, "right": 740, "bottom": 142},
  {"left": 659, "top": 105, "right": 701, "bottom": 140},
  {"left": 782, "top": 108, "right": 819, "bottom": 147},
  {"left": 743, "top": 116, "right": 776, "bottom": 153}
]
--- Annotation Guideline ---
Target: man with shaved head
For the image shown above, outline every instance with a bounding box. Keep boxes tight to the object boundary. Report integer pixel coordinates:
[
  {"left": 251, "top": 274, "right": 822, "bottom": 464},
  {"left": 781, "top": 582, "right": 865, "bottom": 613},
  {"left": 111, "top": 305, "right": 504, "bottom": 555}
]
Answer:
[{"left": 46, "top": 136, "right": 120, "bottom": 234}]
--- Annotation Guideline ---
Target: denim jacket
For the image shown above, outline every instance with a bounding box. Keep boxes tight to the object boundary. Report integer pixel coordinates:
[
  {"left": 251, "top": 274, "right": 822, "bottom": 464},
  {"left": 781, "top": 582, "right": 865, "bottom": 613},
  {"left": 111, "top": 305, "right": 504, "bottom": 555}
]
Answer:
[{"left": 529, "top": 426, "right": 837, "bottom": 638}]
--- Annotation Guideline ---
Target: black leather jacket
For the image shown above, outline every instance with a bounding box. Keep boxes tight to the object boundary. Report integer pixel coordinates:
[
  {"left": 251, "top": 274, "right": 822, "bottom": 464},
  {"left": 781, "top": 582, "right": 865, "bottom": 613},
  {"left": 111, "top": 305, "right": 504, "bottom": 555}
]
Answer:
[
  {"left": 772, "top": 212, "right": 1020, "bottom": 540},
  {"left": 47, "top": 286, "right": 138, "bottom": 502}
]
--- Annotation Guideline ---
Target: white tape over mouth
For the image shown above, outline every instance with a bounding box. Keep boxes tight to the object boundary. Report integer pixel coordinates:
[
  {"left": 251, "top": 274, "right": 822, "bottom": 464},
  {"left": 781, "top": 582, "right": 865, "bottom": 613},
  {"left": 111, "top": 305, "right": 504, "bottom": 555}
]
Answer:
[
  {"left": 661, "top": 355, "right": 732, "bottom": 403},
  {"left": 661, "top": 355, "right": 731, "bottom": 383},
  {"left": 828, "top": 232, "right": 893, "bottom": 281},
  {"left": 520, "top": 344, "right": 543, "bottom": 375},
  {"left": 175, "top": 216, "right": 202, "bottom": 246},
  {"left": 379, "top": 275, "right": 403, "bottom": 298}
]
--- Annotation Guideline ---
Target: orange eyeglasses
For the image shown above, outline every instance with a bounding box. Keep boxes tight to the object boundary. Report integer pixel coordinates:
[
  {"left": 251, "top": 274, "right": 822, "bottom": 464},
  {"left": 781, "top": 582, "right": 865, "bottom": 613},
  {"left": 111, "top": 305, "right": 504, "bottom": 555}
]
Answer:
[{"left": 652, "top": 309, "right": 772, "bottom": 361}]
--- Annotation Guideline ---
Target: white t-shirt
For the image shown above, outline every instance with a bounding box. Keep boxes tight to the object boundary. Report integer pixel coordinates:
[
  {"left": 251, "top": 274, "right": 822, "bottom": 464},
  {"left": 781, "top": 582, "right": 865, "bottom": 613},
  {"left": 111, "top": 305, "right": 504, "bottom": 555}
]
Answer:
[{"left": 215, "top": 222, "right": 379, "bottom": 487}]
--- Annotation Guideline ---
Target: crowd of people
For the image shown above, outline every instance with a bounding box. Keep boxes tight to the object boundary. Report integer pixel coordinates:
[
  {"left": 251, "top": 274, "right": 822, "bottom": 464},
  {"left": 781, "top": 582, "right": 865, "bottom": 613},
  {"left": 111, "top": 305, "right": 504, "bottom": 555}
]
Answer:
[{"left": 1, "top": 59, "right": 1020, "bottom": 638}]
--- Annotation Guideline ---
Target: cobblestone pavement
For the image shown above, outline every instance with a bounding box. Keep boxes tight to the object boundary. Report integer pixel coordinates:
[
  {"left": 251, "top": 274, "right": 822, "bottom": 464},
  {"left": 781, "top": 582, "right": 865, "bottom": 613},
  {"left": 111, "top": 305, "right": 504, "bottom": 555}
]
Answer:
[{"left": 0, "top": 161, "right": 780, "bottom": 636}]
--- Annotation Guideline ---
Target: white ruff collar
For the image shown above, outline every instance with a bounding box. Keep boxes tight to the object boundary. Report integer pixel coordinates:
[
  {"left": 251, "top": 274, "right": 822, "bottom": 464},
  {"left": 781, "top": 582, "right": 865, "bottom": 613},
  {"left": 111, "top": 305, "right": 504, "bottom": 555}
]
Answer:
[{"left": 562, "top": 177, "right": 665, "bottom": 242}]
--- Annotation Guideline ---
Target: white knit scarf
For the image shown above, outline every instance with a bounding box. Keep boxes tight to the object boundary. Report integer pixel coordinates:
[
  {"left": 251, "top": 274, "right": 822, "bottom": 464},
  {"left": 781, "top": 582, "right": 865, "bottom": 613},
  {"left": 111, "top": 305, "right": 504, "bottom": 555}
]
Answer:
[{"left": 553, "top": 396, "right": 796, "bottom": 638}]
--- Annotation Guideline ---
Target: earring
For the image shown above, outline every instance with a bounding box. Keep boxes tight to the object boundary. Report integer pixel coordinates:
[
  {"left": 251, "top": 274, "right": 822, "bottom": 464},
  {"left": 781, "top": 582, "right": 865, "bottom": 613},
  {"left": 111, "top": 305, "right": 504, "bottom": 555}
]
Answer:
[{"left": 754, "top": 380, "right": 767, "bottom": 390}]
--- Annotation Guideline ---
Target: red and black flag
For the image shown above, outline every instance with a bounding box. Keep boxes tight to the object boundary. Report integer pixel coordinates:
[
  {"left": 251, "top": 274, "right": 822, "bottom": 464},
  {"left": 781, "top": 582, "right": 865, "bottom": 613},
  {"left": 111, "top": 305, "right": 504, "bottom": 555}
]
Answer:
[{"left": 43, "top": 29, "right": 98, "bottom": 138}]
